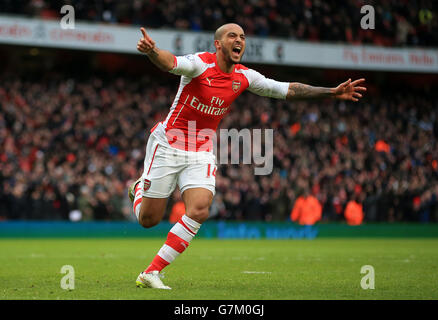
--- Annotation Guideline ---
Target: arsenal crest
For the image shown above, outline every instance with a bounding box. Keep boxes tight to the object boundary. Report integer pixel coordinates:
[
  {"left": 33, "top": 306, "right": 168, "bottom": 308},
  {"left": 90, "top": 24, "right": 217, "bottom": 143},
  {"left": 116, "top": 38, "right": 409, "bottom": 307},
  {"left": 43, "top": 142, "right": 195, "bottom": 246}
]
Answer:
[
  {"left": 144, "top": 179, "right": 151, "bottom": 191},
  {"left": 232, "top": 80, "right": 241, "bottom": 93}
]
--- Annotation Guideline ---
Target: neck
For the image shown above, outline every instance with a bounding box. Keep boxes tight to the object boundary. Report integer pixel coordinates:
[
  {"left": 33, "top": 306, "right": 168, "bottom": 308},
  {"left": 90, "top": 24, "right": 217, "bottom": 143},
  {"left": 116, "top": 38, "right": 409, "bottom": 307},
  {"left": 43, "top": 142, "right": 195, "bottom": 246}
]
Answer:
[{"left": 216, "top": 52, "right": 234, "bottom": 73}]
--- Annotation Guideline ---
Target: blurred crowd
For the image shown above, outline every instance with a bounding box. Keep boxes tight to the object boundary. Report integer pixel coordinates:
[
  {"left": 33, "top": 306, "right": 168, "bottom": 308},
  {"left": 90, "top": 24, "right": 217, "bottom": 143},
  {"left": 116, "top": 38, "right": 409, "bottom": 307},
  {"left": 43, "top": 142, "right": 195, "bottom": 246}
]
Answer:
[
  {"left": 1, "top": 0, "right": 437, "bottom": 47},
  {"left": 0, "top": 71, "right": 437, "bottom": 223}
]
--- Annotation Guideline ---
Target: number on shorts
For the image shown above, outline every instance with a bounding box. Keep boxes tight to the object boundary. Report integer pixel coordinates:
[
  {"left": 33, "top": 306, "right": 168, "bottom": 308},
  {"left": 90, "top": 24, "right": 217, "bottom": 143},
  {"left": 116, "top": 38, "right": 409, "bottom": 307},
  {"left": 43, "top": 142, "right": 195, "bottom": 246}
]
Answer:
[{"left": 207, "top": 164, "right": 216, "bottom": 178}]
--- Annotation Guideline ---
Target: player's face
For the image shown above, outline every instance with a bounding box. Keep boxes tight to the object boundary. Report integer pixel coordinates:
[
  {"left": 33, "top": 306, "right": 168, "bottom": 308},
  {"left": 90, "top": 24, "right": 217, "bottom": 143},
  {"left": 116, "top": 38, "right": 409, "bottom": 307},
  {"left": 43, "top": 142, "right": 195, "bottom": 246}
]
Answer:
[{"left": 221, "top": 28, "right": 246, "bottom": 64}]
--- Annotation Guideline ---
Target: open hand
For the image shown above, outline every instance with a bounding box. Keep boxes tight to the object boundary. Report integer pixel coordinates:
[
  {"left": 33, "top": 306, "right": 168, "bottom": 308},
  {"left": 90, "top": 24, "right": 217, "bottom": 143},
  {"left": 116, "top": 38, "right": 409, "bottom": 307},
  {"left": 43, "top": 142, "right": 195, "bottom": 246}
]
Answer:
[{"left": 333, "top": 78, "right": 367, "bottom": 102}]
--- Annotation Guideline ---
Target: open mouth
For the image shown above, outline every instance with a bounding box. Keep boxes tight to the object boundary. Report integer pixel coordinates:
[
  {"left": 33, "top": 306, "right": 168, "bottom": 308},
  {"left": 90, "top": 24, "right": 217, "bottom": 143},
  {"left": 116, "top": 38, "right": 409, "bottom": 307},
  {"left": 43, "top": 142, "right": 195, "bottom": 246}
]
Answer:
[{"left": 232, "top": 47, "right": 242, "bottom": 55}]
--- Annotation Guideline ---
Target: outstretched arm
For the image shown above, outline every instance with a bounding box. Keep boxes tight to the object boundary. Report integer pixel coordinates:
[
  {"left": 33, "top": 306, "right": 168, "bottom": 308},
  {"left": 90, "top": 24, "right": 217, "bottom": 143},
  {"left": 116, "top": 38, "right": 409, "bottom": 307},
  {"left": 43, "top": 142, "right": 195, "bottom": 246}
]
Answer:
[
  {"left": 246, "top": 69, "right": 366, "bottom": 102},
  {"left": 137, "top": 27, "right": 174, "bottom": 72},
  {"left": 286, "top": 78, "right": 367, "bottom": 102}
]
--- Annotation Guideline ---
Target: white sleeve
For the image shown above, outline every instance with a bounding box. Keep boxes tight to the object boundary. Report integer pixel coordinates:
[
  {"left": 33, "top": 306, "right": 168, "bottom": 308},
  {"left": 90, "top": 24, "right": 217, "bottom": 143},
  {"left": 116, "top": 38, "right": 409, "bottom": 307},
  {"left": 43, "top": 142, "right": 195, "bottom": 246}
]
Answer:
[
  {"left": 245, "top": 69, "right": 289, "bottom": 99},
  {"left": 169, "top": 53, "right": 205, "bottom": 78}
]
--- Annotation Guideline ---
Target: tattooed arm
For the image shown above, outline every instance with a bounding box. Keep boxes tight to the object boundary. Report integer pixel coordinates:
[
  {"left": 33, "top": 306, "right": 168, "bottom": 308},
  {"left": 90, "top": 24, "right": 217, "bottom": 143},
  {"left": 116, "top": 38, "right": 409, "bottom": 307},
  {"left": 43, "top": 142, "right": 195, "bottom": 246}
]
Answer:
[
  {"left": 287, "top": 83, "right": 334, "bottom": 100},
  {"left": 286, "top": 79, "right": 367, "bottom": 102}
]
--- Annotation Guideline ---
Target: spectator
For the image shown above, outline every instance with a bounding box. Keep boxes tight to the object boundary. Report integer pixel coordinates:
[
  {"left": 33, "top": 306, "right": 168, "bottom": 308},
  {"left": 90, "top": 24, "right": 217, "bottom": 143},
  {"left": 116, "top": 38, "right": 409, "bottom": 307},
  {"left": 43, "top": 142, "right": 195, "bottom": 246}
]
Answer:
[
  {"left": 290, "top": 189, "right": 322, "bottom": 226},
  {"left": 344, "top": 196, "right": 364, "bottom": 226}
]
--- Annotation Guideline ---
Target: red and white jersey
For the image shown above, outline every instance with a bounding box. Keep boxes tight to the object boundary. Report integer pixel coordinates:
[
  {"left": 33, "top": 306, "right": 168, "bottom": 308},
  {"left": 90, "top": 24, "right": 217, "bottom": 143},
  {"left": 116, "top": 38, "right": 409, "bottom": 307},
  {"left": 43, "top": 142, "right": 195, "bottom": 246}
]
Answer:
[{"left": 151, "top": 52, "right": 289, "bottom": 152}]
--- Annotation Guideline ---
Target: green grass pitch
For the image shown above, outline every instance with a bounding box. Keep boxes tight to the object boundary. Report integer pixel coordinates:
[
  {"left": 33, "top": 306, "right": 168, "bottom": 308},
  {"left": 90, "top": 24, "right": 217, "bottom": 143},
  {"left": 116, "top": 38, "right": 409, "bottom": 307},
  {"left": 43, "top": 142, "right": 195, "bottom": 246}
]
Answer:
[{"left": 1, "top": 238, "right": 437, "bottom": 300}]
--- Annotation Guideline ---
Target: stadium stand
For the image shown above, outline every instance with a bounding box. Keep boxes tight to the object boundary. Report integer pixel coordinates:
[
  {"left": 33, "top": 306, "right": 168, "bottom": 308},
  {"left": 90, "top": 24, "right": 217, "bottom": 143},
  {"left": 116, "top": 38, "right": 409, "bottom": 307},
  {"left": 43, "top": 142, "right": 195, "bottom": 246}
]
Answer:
[
  {"left": 0, "top": 1, "right": 437, "bottom": 223},
  {"left": 0, "top": 68, "right": 437, "bottom": 223},
  {"left": 0, "top": 0, "right": 437, "bottom": 47}
]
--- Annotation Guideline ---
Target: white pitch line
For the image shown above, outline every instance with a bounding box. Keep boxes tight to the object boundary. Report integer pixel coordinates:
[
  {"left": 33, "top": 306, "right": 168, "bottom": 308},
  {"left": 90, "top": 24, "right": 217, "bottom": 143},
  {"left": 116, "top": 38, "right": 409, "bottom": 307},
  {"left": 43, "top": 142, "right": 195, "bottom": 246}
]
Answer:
[{"left": 242, "top": 271, "right": 272, "bottom": 274}]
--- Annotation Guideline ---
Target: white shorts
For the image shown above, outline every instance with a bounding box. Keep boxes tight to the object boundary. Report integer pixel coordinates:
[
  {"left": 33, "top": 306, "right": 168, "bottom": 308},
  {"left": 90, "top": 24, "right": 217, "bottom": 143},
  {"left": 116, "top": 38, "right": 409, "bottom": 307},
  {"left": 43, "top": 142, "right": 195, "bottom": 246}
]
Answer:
[{"left": 140, "top": 133, "right": 217, "bottom": 198}]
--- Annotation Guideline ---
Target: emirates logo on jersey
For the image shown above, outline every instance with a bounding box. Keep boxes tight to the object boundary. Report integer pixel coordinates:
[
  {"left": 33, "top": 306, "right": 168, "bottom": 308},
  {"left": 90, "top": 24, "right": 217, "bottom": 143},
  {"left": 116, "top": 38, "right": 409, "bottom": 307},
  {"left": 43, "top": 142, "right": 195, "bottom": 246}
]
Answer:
[
  {"left": 144, "top": 179, "right": 151, "bottom": 191},
  {"left": 232, "top": 80, "right": 241, "bottom": 93}
]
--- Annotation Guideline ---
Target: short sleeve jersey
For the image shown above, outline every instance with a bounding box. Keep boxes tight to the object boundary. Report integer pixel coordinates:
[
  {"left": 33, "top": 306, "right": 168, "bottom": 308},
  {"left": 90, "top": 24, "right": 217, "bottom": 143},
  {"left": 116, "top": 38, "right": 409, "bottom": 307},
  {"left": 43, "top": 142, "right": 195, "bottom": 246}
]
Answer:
[{"left": 151, "top": 52, "right": 289, "bottom": 152}]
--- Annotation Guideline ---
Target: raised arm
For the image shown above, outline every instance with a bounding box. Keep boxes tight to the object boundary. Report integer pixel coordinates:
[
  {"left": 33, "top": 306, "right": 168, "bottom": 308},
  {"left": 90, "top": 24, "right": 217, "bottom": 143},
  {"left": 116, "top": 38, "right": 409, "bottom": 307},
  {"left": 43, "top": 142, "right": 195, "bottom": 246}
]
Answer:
[
  {"left": 137, "top": 27, "right": 174, "bottom": 72},
  {"left": 286, "top": 78, "right": 367, "bottom": 102}
]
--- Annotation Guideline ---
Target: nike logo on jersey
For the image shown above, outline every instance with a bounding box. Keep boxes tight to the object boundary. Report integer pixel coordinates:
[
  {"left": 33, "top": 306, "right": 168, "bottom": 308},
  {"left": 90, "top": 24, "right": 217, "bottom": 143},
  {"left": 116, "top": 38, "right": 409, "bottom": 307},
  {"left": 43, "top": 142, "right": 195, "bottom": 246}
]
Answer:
[{"left": 206, "top": 78, "right": 212, "bottom": 86}]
